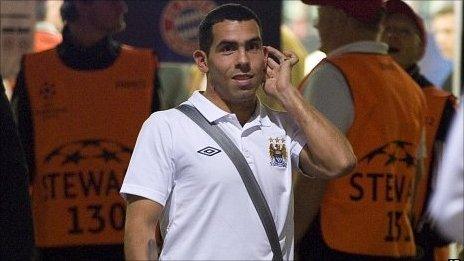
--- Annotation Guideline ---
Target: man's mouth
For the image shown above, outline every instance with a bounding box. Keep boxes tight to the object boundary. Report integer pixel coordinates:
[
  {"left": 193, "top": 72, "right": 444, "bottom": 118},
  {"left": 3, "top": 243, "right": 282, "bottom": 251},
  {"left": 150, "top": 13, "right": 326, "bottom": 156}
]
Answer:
[
  {"left": 388, "top": 47, "right": 400, "bottom": 54},
  {"left": 232, "top": 74, "right": 255, "bottom": 88},
  {"left": 232, "top": 74, "right": 253, "bottom": 81}
]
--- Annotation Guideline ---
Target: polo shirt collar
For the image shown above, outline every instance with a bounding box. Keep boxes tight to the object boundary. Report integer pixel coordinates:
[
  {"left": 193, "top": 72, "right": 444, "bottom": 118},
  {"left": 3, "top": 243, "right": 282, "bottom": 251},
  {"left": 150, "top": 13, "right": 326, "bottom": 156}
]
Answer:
[
  {"left": 255, "top": 101, "right": 272, "bottom": 128},
  {"left": 187, "top": 91, "right": 271, "bottom": 127},
  {"left": 249, "top": 103, "right": 272, "bottom": 128},
  {"left": 188, "top": 91, "right": 229, "bottom": 123}
]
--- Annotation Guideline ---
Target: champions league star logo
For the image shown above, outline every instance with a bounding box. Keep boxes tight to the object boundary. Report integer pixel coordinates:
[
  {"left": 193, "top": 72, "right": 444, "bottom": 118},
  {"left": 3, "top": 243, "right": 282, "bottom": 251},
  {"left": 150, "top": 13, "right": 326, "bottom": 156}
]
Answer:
[
  {"left": 43, "top": 139, "right": 132, "bottom": 166},
  {"left": 360, "top": 140, "right": 416, "bottom": 168},
  {"left": 39, "top": 82, "right": 56, "bottom": 100},
  {"left": 269, "top": 137, "right": 287, "bottom": 168}
]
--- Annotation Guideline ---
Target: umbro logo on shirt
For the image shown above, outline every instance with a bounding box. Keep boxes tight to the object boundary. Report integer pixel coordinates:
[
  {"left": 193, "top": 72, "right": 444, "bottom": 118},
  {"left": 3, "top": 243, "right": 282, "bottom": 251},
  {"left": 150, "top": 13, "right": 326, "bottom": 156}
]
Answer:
[{"left": 197, "top": 146, "right": 221, "bottom": 156}]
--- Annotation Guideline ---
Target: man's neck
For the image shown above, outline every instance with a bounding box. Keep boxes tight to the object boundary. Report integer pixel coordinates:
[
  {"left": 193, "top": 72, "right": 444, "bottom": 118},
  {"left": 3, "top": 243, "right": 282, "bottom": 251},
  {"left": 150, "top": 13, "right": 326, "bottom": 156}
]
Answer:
[
  {"left": 67, "top": 22, "right": 107, "bottom": 47},
  {"left": 202, "top": 88, "right": 257, "bottom": 126},
  {"left": 326, "top": 31, "right": 378, "bottom": 54},
  {"left": 229, "top": 101, "right": 257, "bottom": 126},
  {"left": 58, "top": 25, "right": 120, "bottom": 71}
]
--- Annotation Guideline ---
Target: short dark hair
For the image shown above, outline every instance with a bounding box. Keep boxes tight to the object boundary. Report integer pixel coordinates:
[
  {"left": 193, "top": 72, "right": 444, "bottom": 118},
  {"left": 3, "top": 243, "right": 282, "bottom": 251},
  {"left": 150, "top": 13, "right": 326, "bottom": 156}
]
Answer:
[
  {"left": 354, "top": 9, "right": 386, "bottom": 33},
  {"left": 198, "top": 4, "right": 262, "bottom": 53},
  {"left": 61, "top": 0, "right": 96, "bottom": 22},
  {"left": 60, "top": 0, "right": 78, "bottom": 22}
]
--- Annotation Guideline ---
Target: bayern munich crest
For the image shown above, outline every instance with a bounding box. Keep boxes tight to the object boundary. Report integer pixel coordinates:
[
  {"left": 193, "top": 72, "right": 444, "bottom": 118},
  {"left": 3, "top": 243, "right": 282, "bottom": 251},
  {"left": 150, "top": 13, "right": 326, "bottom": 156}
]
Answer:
[{"left": 160, "top": 0, "right": 217, "bottom": 57}]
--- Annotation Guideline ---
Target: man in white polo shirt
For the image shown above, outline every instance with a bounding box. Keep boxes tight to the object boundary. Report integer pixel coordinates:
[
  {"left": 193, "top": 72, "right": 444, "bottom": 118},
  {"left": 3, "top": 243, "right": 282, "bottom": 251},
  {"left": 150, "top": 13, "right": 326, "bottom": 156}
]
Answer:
[{"left": 121, "top": 4, "right": 356, "bottom": 260}]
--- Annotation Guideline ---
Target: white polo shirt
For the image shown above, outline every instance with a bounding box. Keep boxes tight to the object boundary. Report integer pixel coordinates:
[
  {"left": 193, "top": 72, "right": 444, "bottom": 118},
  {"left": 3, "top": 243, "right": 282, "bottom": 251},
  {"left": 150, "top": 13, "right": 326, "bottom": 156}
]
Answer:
[
  {"left": 429, "top": 101, "right": 464, "bottom": 243},
  {"left": 120, "top": 91, "right": 306, "bottom": 260}
]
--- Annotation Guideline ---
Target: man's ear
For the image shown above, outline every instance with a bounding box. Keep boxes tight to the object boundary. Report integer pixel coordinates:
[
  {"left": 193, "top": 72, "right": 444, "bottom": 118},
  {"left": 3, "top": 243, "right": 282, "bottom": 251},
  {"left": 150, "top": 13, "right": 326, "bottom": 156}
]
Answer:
[
  {"left": 193, "top": 50, "right": 209, "bottom": 73},
  {"left": 263, "top": 46, "right": 269, "bottom": 71}
]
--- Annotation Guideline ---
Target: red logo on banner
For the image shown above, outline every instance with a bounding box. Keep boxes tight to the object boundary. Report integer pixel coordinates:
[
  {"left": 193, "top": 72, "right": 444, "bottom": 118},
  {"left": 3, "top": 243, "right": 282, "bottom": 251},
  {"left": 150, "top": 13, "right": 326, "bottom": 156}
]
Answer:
[{"left": 160, "top": 0, "right": 217, "bottom": 57}]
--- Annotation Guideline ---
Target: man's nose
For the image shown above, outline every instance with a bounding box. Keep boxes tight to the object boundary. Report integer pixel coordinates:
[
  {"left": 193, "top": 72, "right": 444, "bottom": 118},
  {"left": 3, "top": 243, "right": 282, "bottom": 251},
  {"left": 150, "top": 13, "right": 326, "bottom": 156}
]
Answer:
[{"left": 236, "top": 49, "right": 251, "bottom": 71}]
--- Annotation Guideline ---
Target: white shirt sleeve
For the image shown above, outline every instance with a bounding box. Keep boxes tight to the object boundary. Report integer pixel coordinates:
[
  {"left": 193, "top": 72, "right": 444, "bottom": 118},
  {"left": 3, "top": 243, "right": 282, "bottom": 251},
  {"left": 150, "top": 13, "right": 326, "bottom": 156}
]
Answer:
[
  {"left": 302, "top": 62, "right": 354, "bottom": 133},
  {"left": 429, "top": 101, "right": 464, "bottom": 243},
  {"left": 290, "top": 126, "right": 306, "bottom": 172},
  {"left": 120, "top": 112, "right": 175, "bottom": 207}
]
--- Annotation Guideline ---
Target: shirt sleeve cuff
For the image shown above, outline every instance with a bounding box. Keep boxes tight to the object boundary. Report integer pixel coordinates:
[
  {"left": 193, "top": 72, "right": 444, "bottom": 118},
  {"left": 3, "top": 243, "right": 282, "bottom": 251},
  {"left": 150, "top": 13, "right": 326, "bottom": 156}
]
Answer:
[
  {"left": 292, "top": 136, "right": 307, "bottom": 174},
  {"left": 120, "top": 184, "right": 167, "bottom": 207}
]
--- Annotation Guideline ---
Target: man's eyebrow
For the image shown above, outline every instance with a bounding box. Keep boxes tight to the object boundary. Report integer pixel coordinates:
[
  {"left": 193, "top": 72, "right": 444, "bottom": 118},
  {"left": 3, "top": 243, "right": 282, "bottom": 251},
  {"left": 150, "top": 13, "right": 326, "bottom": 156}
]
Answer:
[
  {"left": 216, "top": 40, "right": 238, "bottom": 47},
  {"left": 246, "top": 37, "right": 262, "bottom": 44},
  {"left": 216, "top": 37, "right": 262, "bottom": 47}
]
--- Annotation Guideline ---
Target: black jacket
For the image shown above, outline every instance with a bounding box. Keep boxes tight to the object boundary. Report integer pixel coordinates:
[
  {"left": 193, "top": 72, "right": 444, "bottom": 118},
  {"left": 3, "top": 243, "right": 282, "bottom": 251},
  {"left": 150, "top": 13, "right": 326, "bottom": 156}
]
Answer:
[{"left": 0, "top": 75, "right": 35, "bottom": 260}]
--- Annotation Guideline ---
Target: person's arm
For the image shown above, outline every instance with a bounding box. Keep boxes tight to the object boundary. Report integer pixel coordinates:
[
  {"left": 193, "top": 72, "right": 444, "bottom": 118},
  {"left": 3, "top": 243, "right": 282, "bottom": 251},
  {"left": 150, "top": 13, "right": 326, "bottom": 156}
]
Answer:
[
  {"left": 264, "top": 46, "right": 356, "bottom": 179},
  {"left": 121, "top": 112, "right": 175, "bottom": 258},
  {"left": 0, "top": 75, "right": 35, "bottom": 259},
  {"left": 11, "top": 59, "right": 36, "bottom": 182},
  {"left": 124, "top": 195, "right": 163, "bottom": 260}
]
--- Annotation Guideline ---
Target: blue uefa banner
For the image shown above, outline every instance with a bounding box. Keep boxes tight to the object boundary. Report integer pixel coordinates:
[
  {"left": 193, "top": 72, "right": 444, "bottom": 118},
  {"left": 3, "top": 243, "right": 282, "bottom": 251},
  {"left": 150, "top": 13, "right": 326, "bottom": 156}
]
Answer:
[{"left": 116, "top": 0, "right": 282, "bottom": 63}]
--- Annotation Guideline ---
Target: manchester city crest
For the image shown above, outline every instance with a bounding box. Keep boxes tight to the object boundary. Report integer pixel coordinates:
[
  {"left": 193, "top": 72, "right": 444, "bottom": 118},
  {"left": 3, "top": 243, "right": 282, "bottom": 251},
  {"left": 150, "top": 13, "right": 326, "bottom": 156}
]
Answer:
[{"left": 269, "top": 137, "right": 287, "bottom": 168}]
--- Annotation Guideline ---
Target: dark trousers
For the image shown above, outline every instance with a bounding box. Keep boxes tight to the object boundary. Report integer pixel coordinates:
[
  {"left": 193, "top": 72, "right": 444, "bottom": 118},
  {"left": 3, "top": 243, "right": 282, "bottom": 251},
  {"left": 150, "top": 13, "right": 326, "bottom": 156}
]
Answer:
[
  {"left": 297, "top": 215, "right": 415, "bottom": 261},
  {"left": 35, "top": 244, "right": 124, "bottom": 261}
]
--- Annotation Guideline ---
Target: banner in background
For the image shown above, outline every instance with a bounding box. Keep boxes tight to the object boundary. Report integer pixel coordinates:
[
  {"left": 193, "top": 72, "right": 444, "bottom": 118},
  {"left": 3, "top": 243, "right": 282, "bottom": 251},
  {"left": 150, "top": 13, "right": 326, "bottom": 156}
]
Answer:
[
  {"left": 1, "top": 0, "right": 36, "bottom": 78},
  {"left": 117, "top": 0, "right": 282, "bottom": 63}
]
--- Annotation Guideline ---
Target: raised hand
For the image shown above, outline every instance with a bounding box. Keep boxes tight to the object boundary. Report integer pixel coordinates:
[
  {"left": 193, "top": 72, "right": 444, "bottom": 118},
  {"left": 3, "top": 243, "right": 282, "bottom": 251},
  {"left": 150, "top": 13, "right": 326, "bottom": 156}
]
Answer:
[{"left": 263, "top": 46, "right": 298, "bottom": 99}]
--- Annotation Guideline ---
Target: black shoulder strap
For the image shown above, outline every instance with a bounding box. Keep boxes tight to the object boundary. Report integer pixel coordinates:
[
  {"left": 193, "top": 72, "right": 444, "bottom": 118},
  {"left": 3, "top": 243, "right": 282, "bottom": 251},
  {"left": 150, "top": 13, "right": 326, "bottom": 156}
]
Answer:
[{"left": 177, "top": 104, "right": 283, "bottom": 260}]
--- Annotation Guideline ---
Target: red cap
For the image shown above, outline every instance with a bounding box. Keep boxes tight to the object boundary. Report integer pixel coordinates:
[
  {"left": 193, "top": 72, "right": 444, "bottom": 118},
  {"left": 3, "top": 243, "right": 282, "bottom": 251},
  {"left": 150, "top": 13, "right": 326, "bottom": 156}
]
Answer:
[
  {"left": 302, "top": 0, "right": 384, "bottom": 24},
  {"left": 384, "top": 0, "right": 426, "bottom": 47}
]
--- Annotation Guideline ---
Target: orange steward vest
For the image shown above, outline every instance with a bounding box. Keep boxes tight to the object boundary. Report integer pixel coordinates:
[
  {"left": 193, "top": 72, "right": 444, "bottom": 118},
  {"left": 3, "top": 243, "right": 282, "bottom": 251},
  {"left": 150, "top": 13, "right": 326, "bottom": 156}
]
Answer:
[
  {"left": 24, "top": 46, "right": 155, "bottom": 247},
  {"left": 412, "top": 87, "right": 455, "bottom": 221},
  {"left": 319, "top": 53, "right": 426, "bottom": 257}
]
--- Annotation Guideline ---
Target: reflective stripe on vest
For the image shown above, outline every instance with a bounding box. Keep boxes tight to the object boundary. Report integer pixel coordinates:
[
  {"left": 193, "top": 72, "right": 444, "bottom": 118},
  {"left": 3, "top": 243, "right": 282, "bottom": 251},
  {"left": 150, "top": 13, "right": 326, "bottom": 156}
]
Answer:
[
  {"left": 320, "top": 53, "right": 426, "bottom": 257},
  {"left": 25, "top": 46, "right": 155, "bottom": 247}
]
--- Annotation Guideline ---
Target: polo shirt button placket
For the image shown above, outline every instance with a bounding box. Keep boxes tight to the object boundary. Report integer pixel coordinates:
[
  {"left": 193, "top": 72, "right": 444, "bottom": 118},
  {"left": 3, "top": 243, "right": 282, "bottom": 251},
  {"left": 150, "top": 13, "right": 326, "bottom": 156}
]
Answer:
[{"left": 241, "top": 135, "right": 253, "bottom": 165}]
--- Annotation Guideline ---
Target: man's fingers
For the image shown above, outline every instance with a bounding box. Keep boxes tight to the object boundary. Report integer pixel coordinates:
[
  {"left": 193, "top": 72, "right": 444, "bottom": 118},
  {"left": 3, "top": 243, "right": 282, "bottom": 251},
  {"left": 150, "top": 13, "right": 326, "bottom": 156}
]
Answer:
[
  {"left": 266, "top": 66, "right": 274, "bottom": 78},
  {"left": 265, "top": 46, "right": 299, "bottom": 66},
  {"left": 267, "top": 57, "right": 280, "bottom": 70},
  {"left": 265, "top": 46, "right": 287, "bottom": 64},
  {"left": 283, "top": 51, "right": 299, "bottom": 66},
  {"left": 283, "top": 50, "right": 297, "bottom": 57}
]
